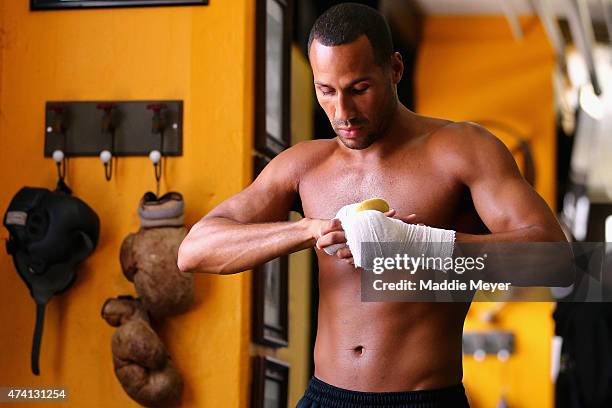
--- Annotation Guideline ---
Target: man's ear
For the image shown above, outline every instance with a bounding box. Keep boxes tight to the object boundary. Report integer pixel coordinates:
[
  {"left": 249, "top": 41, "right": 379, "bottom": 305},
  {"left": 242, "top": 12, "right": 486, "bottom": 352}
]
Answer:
[{"left": 390, "top": 52, "right": 404, "bottom": 84}]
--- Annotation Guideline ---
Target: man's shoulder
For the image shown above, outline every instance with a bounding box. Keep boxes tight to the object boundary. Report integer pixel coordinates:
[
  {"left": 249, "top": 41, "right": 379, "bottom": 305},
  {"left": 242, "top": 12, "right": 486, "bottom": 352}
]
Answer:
[
  {"left": 277, "top": 138, "right": 337, "bottom": 165},
  {"left": 425, "top": 121, "right": 513, "bottom": 180},
  {"left": 426, "top": 120, "right": 505, "bottom": 157},
  {"left": 428, "top": 121, "right": 497, "bottom": 146},
  {"left": 264, "top": 138, "right": 337, "bottom": 181}
]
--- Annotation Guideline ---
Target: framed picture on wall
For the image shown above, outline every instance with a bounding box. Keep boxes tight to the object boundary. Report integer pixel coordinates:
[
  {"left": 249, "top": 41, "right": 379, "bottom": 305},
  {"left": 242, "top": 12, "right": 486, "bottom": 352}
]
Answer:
[
  {"left": 252, "top": 154, "right": 289, "bottom": 348},
  {"left": 255, "top": 0, "right": 293, "bottom": 157},
  {"left": 31, "top": 0, "right": 208, "bottom": 10},
  {"left": 253, "top": 254, "right": 289, "bottom": 347},
  {"left": 251, "top": 356, "right": 290, "bottom": 408}
]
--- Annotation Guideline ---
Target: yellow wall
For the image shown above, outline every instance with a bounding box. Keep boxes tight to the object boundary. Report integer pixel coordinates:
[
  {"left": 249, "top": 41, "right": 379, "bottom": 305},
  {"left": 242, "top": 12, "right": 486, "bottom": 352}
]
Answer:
[
  {"left": 0, "top": 1, "right": 255, "bottom": 407},
  {"left": 0, "top": 1, "right": 3, "bottom": 127},
  {"left": 416, "top": 16, "right": 557, "bottom": 408},
  {"left": 275, "top": 45, "right": 314, "bottom": 407}
]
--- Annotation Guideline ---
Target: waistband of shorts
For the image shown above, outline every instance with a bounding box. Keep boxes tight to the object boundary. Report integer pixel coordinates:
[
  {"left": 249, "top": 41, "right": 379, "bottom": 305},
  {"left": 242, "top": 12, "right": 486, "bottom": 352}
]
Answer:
[{"left": 304, "top": 376, "right": 467, "bottom": 407}]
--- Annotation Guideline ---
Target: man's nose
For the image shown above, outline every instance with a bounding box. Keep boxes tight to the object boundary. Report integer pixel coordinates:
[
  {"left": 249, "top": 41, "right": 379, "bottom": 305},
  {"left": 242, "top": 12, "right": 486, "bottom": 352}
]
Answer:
[{"left": 334, "top": 92, "right": 357, "bottom": 123}]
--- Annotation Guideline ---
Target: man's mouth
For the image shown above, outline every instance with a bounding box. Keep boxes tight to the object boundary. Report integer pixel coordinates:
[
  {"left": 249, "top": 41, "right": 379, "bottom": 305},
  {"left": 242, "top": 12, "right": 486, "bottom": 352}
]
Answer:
[{"left": 337, "top": 127, "right": 364, "bottom": 138}]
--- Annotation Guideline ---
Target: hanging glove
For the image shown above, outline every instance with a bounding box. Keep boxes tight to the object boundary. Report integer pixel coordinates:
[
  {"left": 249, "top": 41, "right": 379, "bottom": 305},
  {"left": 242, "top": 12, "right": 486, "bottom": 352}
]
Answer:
[
  {"left": 101, "top": 296, "right": 183, "bottom": 408},
  {"left": 120, "top": 192, "right": 194, "bottom": 319}
]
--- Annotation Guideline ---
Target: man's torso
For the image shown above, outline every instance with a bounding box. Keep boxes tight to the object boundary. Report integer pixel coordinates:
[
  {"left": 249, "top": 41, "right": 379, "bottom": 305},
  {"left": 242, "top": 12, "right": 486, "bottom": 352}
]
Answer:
[{"left": 297, "top": 117, "right": 487, "bottom": 391}]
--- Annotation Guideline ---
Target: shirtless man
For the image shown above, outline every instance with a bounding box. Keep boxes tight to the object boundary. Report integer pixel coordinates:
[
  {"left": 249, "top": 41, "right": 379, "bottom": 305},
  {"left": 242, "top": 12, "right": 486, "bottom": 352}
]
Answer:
[{"left": 177, "top": 3, "right": 566, "bottom": 407}]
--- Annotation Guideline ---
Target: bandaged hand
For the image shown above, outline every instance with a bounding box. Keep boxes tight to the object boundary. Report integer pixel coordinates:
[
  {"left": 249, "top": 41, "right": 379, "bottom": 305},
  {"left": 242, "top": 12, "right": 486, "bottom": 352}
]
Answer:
[
  {"left": 318, "top": 209, "right": 417, "bottom": 266},
  {"left": 321, "top": 199, "right": 456, "bottom": 269},
  {"left": 316, "top": 200, "right": 416, "bottom": 266}
]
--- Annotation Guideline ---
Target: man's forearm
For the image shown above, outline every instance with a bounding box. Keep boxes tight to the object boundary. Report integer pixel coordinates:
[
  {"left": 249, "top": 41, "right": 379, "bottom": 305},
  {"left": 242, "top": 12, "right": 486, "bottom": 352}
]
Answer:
[
  {"left": 455, "top": 224, "right": 566, "bottom": 243},
  {"left": 177, "top": 216, "right": 318, "bottom": 275},
  {"left": 454, "top": 225, "right": 573, "bottom": 286}
]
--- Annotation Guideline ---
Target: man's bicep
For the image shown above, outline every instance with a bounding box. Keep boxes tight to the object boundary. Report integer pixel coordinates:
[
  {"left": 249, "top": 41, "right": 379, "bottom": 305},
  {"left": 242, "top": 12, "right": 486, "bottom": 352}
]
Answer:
[
  {"left": 454, "top": 124, "right": 559, "bottom": 234},
  {"left": 205, "top": 154, "right": 298, "bottom": 224},
  {"left": 470, "top": 174, "right": 557, "bottom": 233}
]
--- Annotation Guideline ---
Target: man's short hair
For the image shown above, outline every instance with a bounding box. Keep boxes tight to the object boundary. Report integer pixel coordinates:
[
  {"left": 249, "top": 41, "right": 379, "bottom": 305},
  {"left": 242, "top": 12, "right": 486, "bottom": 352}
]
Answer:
[{"left": 307, "top": 2, "right": 394, "bottom": 68}]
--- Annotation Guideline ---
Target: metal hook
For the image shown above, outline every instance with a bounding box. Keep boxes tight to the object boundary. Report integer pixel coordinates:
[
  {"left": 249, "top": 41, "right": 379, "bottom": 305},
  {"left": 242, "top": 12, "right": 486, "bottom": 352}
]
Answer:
[
  {"left": 97, "top": 103, "right": 117, "bottom": 182},
  {"left": 48, "top": 105, "right": 68, "bottom": 182},
  {"left": 53, "top": 150, "right": 66, "bottom": 181},
  {"left": 100, "top": 150, "right": 113, "bottom": 181},
  {"left": 52, "top": 150, "right": 71, "bottom": 194},
  {"left": 149, "top": 150, "right": 162, "bottom": 196},
  {"left": 146, "top": 103, "right": 166, "bottom": 196},
  {"left": 47, "top": 105, "right": 71, "bottom": 194}
]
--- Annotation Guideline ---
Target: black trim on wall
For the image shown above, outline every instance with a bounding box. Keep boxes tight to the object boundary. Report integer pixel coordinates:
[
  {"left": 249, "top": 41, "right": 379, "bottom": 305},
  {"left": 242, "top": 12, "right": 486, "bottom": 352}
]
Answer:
[{"left": 31, "top": 0, "right": 208, "bottom": 10}]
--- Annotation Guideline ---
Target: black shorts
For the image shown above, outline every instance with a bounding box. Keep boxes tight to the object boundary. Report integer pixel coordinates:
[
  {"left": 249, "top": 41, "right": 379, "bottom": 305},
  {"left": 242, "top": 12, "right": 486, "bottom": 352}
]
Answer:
[{"left": 296, "top": 376, "right": 470, "bottom": 408}]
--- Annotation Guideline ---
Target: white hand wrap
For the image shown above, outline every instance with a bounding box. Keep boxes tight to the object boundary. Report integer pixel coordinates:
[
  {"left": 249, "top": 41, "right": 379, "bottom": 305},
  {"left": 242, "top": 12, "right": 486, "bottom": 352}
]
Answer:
[{"left": 324, "top": 203, "right": 456, "bottom": 269}]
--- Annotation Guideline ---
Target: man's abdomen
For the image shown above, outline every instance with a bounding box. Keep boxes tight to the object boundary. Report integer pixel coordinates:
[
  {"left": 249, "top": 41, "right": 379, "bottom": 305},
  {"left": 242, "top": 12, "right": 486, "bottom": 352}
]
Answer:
[{"left": 314, "top": 263, "right": 470, "bottom": 392}]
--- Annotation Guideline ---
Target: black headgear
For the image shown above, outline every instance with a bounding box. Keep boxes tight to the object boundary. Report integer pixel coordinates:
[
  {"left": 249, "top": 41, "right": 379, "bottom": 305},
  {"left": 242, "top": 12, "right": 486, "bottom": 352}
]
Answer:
[{"left": 3, "top": 187, "right": 100, "bottom": 375}]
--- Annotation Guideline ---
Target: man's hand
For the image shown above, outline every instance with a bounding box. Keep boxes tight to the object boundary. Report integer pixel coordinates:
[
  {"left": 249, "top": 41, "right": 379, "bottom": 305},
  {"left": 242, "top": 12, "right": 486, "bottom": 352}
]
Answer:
[
  {"left": 386, "top": 209, "right": 418, "bottom": 225},
  {"left": 312, "top": 209, "right": 417, "bottom": 266}
]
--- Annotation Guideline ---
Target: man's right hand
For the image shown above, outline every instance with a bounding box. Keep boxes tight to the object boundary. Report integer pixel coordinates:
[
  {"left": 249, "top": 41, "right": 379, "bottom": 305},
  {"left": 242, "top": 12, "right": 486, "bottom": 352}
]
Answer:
[
  {"left": 313, "top": 218, "right": 345, "bottom": 248},
  {"left": 311, "top": 218, "right": 352, "bottom": 264},
  {"left": 310, "top": 209, "right": 416, "bottom": 266}
]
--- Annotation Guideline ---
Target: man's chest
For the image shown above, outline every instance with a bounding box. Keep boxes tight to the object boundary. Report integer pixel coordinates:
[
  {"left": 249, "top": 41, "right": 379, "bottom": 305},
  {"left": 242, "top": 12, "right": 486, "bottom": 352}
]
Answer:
[{"left": 298, "top": 160, "right": 466, "bottom": 228}]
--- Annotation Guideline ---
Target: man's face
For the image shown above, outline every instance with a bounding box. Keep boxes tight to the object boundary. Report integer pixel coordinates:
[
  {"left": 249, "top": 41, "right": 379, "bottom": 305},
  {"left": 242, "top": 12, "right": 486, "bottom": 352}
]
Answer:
[{"left": 309, "top": 35, "right": 398, "bottom": 150}]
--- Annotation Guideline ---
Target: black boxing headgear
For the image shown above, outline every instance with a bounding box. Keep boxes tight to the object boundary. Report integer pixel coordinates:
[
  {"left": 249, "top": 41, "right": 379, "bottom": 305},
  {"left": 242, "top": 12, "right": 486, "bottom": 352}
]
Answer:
[{"left": 3, "top": 187, "right": 100, "bottom": 375}]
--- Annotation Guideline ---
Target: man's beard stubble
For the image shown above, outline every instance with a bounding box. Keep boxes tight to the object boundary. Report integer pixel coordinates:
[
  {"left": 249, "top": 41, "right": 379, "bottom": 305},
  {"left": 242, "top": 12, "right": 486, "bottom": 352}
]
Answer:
[{"left": 337, "top": 130, "right": 378, "bottom": 150}]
